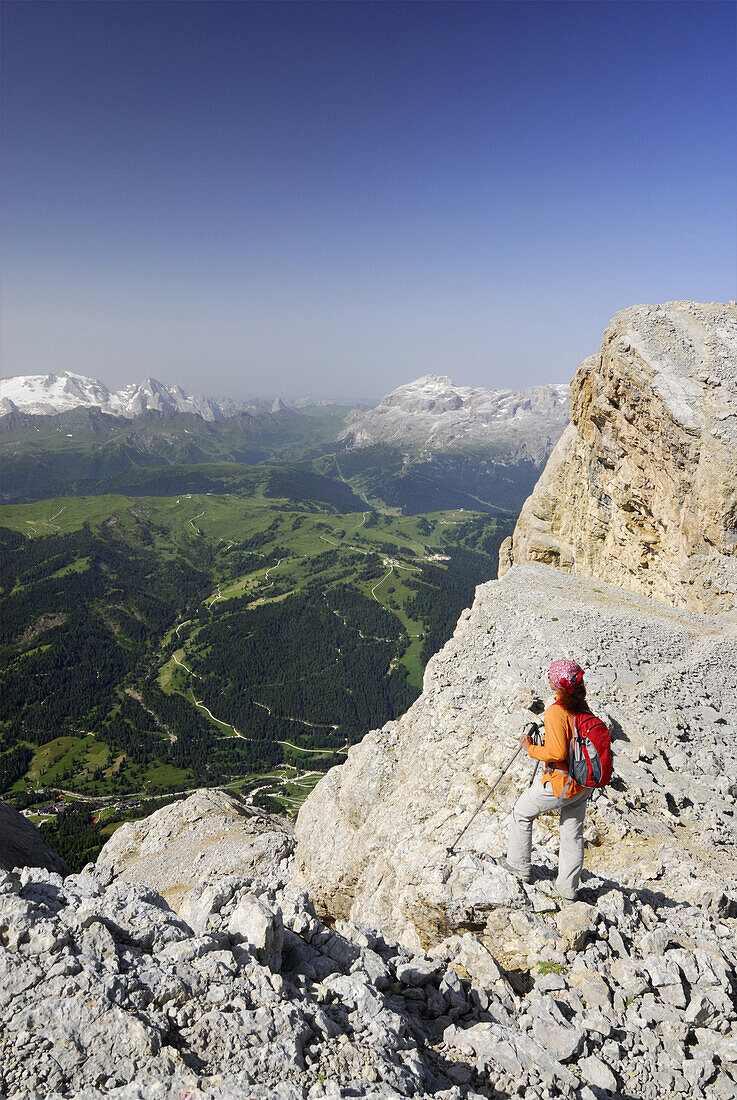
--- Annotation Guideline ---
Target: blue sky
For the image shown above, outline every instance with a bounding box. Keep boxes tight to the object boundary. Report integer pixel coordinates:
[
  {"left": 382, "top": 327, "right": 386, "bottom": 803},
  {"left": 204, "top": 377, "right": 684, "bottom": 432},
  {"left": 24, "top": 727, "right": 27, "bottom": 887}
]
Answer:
[{"left": 2, "top": 1, "right": 735, "bottom": 401}]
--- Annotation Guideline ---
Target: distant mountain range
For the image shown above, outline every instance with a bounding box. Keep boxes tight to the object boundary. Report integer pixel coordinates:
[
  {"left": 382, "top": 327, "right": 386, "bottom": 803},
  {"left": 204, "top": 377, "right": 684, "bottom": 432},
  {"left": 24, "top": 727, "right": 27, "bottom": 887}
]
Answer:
[
  {"left": 1, "top": 372, "right": 570, "bottom": 463},
  {"left": 0, "top": 371, "right": 347, "bottom": 421},
  {"left": 0, "top": 371, "right": 229, "bottom": 421},
  {"left": 339, "top": 374, "right": 570, "bottom": 463},
  {"left": 0, "top": 370, "right": 572, "bottom": 513}
]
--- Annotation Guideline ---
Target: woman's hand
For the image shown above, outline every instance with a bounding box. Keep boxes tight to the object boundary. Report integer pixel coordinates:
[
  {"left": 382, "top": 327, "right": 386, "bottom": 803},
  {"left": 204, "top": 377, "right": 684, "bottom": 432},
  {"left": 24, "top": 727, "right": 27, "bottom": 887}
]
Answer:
[{"left": 520, "top": 734, "right": 532, "bottom": 751}]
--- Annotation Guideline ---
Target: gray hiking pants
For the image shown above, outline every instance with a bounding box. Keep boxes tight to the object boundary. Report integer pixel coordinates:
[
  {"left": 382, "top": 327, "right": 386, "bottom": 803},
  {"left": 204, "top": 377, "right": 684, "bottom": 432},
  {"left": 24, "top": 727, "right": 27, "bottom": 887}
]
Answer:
[{"left": 506, "top": 783, "right": 591, "bottom": 898}]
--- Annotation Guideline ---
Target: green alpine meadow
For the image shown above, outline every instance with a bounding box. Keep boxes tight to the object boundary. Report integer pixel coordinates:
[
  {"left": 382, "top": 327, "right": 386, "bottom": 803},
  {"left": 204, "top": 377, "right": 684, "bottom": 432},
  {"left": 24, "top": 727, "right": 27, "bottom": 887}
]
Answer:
[{"left": 0, "top": 472, "right": 512, "bottom": 837}]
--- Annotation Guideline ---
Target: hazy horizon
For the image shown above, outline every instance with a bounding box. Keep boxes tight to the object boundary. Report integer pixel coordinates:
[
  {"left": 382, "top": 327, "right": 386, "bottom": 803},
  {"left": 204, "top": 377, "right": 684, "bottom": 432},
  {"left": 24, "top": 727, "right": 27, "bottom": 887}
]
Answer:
[
  {"left": 0, "top": 363, "right": 575, "bottom": 408},
  {"left": 2, "top": 1, "right": 735, "bottom": 401}
]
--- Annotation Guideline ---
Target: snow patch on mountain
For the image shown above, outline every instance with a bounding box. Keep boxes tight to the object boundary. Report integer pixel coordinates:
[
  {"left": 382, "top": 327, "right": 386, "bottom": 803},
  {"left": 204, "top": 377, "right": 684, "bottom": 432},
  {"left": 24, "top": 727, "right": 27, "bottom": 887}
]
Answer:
[{"left": 339, "top": 375, "right": 570, "bottom": 462}]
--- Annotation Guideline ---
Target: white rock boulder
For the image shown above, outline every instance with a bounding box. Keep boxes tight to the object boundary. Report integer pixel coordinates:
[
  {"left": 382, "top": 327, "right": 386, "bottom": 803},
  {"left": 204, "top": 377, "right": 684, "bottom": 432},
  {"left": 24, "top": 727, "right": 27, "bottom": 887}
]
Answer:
[{"left": 96, "top": 789, "right": 294, "bottom": 912}]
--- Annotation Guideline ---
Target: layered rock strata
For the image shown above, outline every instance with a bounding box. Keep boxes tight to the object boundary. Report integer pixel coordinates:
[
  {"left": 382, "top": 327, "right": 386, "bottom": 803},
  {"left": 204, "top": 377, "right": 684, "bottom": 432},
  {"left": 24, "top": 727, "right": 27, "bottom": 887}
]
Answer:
[
  {"left": 291, "top": 301, "right": 737, "bottom": 1097},
  {"left": 499, "top": 301, "right": 737, "bottom": 612}
]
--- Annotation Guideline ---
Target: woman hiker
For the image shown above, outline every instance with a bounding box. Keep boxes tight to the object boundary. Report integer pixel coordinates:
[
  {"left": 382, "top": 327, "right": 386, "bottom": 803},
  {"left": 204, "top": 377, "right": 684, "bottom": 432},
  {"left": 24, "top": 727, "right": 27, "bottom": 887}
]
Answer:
[{"left": 501, "top": 659, "right": 592, "bottom": 901}]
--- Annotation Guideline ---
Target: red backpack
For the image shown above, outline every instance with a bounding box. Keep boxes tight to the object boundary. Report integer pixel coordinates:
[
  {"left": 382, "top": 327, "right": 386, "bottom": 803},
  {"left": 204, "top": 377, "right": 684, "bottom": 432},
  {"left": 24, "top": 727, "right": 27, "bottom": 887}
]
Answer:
[{"left": 569, "top": 709, "right": 613, "bottom": 788}]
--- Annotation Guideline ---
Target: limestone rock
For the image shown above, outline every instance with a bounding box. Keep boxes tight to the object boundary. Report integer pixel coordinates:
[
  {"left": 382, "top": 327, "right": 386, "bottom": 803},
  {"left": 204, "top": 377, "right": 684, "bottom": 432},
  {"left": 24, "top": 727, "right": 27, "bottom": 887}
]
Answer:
[
  {"left": 9, "top": 299, "right": 737, "bottom": 1100},
  {"left": 227, "top": 892, "right": 284, "bottom": 970},
  {"left": 554, "top": 902, "right": 598, "bottom": 952},
  {"left": 501, "top": 301, "right": 737, "bottom": 613},
  {"left": 0, "top": 799, "right": 70, "bottom": 876},
  {"left": 95, "top": 789, "right": 294, "bottom": 912},
  {"left": 579, "top": 1053, "right": 619, "bottom": 1092},
  {"left": 3, "top": 865, "right": 505, "bottom": 1098},
  {"left": 395, "top": 956, "right": 443, "bottom": 986},
  {"left": 531, "top": 1015, "right": 585, "bottom": 1062},
  {"left": 295, "top": 563, "right": 737, "bottom": 954}
]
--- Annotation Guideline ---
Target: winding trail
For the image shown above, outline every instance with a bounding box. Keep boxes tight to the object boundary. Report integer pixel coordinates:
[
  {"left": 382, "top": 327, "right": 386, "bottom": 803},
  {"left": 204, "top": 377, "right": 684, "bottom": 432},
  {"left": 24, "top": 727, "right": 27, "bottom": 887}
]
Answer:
[
  {"left": 277, "top": 739, "right": 348, "bottom": 755},
  {"left": 246, "top": 766, "right": 321, "bottom": 806},
  {"left": 37, "top": 505, "right": 67, "bottom": 532},
  {"left": 189, "top": 511, "right": 206, "bottom": 533},
  {"left": 393, "top": 560, "right": 423, "bottom": 574},
  {"left": 371, "top": 567, "right": 394, "bottom": 601},
  {"left": 193, "top": 699, "right": 249, "bottom": 740},
  {"left": 321, "top": 534, "right": 372, "bottom": 557},
  {"left": 264, "top": 558, "right": 283, "bottom": 581},
  {"left": 193, "top": 697, "right": 343, "bottom": 746},
  {"left": 173, "top": 652, "right": 198, "bottom": 677},
  {"left": 253, "top": 700, "right": 339, "bottom": 731},
  {"left": 329, "top": 603, "right": 394, "bottom": 643}
]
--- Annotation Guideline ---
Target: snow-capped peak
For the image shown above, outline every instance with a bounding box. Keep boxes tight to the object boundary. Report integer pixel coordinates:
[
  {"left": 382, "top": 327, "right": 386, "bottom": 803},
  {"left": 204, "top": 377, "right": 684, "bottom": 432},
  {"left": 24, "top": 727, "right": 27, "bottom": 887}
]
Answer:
[
  {"left": 339, "top": 376, "right": 571, "bottom": 462},
  {"left": 0, "top": 371, "right": 225, "bottom": 421}
]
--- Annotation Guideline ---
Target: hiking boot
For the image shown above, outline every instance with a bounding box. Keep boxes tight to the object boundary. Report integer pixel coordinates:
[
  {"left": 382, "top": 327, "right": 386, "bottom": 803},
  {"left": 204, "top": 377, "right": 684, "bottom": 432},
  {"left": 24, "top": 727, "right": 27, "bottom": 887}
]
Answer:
[
  {"left": 498, "top": 856, "right": 531, "bottom": 884},
  {"left": 552, "top": 879, "right": 577, "bottom": 903}
]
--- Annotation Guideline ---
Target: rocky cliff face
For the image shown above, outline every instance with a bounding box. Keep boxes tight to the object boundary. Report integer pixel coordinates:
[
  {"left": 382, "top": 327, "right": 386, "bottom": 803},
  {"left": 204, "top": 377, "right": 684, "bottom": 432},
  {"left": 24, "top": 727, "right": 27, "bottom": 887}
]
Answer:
[
  {"left": 290, "top": 301, "right": 737, "bottom": 1098},
  {"left": 499, "top": 301, "right": 737, "bottom": 612},
  {"left": 0, "top": 800, "right": 70, "bottom": 876},
  {"left": 291, "top": 563, "right": 737, "bottom": 1097}
]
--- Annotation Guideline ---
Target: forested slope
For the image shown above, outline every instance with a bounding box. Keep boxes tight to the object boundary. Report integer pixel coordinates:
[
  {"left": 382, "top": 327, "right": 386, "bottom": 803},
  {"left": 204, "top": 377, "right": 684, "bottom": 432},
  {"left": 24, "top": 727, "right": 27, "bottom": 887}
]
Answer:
[{"left": 0, "top": 492, "right": 511, "bottom": 822}]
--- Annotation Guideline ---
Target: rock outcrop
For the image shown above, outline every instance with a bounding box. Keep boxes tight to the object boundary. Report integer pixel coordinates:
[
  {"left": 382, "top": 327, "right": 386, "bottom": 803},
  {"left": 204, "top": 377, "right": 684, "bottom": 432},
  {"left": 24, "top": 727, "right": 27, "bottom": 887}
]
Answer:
[
  {"left": 292, "top": 563, "right": 737, "bottom": 1097},
  {"left": 295, "top": 564, "right": 737, "bottom": 945},
  {"left": 0, "top": 799, "right": 70, "bottom": 876},
  {"left": 499, "top": 301, "right": 737, "bottom": 612},
  {"left": 95, "top": 789, "right": 295, "bottom": 912},
  {"left": 0, "top": 864, "right": 462, "bottom": 1099},
  {"left": 290, "top": 300, "right": 737, "bottom": 1098}
]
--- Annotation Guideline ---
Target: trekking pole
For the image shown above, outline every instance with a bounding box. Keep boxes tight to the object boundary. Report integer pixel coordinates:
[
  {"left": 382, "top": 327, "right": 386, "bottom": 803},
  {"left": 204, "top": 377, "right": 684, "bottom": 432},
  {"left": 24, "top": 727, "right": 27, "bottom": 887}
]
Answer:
[
  {"left": 446, "top": 743, "right": 524, "bottom": 856},
  {"left": 528, "top": 722, "right": 544, "bottom": 786}
]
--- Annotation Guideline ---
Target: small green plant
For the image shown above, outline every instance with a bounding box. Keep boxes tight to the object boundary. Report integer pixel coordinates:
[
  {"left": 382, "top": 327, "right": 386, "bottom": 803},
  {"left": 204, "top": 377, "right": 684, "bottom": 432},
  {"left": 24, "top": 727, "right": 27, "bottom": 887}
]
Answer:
[{"left": 536, "top": 960, "right": 568, "bottom": 976}]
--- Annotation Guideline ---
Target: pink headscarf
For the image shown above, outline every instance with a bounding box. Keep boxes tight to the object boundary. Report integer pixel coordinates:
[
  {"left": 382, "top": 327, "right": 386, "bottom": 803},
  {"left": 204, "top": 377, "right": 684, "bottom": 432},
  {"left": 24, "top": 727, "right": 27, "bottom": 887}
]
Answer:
[{"left": 548, "top": 659, "right": 584, "bottom": 691}]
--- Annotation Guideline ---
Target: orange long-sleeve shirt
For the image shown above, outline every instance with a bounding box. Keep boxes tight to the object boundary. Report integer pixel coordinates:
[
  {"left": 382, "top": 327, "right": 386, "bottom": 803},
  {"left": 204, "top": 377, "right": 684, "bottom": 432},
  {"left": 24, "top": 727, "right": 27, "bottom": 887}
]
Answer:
[{"left": 527, "top": 702, "right": 585, "bottom": 800}]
